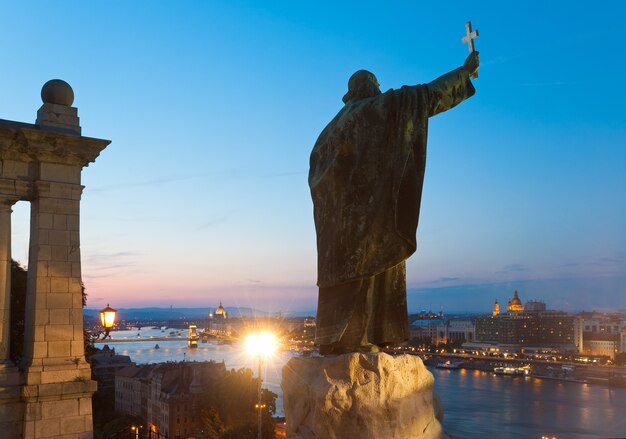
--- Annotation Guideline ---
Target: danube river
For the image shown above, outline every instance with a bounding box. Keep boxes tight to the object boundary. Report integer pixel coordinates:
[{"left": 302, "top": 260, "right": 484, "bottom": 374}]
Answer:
[{"left": 106, "top": 328, "right": 626, "bottom": 438}]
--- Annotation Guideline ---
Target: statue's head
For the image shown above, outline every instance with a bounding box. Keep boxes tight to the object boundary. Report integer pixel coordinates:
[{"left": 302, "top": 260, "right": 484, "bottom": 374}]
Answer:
[{"left": 342, "top": 70, "right": 381, "bottom": 103}]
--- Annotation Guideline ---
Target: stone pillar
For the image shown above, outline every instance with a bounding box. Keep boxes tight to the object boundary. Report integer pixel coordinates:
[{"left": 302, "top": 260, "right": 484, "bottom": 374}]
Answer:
[
  {"left": 0, "top": 198, "right": 14, "bottom": 364},
  {"left": 0, "top": 197, "right": 25, "bottom": 438},
  {"left": 21, "top": 178, "right": 89, "bottom": 383},
  {"left": 282, "top": 352, "right": 449, "bottom": 439},
  {"left": 21, "top": 178, "right": 96, "bottom": 438}
]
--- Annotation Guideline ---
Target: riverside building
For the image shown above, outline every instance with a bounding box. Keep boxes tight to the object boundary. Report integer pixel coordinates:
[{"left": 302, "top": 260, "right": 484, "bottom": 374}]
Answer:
[
  {"left": 410, "top": 317, "right": 476, "bottom": 345},
  {"left": 580, "top": 312, "right": 626, "bottom": 360},
  {"left": 468, "top": 291, "right": 583, "bottom": 354},
  {"left": 115, "top": 361, "right": 226, "bottom": 438}
]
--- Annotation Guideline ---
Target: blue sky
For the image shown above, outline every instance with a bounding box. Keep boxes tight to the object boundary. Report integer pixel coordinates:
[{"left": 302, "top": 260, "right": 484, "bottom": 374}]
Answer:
[{"left": 2, "top": 1, "right": 625, "bottom": 313}]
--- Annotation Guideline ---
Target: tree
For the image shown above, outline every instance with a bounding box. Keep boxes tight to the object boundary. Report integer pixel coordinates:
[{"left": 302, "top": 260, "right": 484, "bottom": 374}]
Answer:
[
  {"left": 198, "top": 367, "right": 277, "bottom": 438},
  {"left": 9, "top": 260, "right": 27, "bottom": 364},
  {"left": 200, "top": 407, "right": 225, "bottom": 439}
]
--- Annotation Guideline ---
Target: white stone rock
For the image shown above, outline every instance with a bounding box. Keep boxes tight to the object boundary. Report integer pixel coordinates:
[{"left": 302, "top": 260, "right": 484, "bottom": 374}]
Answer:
[{"left": 282, "top": 352, "right": 450, "bottom": 439}]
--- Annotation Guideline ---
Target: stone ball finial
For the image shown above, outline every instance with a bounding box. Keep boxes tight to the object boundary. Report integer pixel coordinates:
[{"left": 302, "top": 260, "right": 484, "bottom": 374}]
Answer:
[{"left": 41, "top": 79, "right": 74, "bottom": 106}]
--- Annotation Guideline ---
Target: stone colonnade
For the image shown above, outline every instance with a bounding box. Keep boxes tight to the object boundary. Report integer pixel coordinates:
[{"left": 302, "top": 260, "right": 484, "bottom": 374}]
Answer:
[{"left": 0, "top": 80, "right": 109, "bottom": 438}]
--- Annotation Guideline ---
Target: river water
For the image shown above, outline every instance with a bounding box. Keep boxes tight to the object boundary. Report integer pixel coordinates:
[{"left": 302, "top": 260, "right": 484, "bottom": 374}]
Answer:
[{"left": 106, "top": 328, "right": 626, "bottom": 438}]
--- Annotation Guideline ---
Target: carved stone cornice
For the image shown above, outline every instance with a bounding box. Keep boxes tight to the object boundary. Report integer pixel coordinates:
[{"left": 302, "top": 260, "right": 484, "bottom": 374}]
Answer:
[
  {"left": 0, "top": 178, "right": 30, "bottom": 202},
  {"left": 0, "top": 119, "right": 110, "bottom": 168}
]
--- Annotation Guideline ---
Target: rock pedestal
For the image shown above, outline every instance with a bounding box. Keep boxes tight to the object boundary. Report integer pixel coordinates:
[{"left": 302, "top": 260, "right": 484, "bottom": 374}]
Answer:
[{"left": 281, "top": 352, "right": 449, "bottom": 439}]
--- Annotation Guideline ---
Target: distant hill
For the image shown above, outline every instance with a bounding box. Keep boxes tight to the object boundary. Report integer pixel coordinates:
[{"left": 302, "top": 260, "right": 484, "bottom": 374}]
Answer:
[
  {"left": 83, "top": 306, "right": 267, "bottom": 321},
  {"left": 285, "top": 310, "right": 316, "bottom": 317}
]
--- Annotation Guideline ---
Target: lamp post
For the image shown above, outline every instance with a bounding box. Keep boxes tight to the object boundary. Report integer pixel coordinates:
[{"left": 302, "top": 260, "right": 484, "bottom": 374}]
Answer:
[
  {"left": 245, "top": 332, "right": 278, "bottom": 439},
  {"left": 99, "top": 304, "right": 117, "bottom": 339}
]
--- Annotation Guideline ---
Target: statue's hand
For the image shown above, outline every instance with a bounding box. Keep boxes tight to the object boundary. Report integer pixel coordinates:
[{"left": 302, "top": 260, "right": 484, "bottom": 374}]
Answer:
[{"left": 464, "top": 51, "right": 479, "bottom": 76}]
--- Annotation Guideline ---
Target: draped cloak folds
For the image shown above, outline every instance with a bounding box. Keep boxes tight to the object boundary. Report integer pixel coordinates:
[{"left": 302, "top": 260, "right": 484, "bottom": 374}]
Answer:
[{"left": 309, "top": 67, "right": 475, "bottom": 347}]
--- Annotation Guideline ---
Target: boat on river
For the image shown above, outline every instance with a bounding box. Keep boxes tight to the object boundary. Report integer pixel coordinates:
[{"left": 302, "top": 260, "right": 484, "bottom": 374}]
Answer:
[
  {"left": 494, "top": 366, "right": 530, "bottom": 376},
  {"left": 437, "top": 360, "right": 461, "bottom": 370}
]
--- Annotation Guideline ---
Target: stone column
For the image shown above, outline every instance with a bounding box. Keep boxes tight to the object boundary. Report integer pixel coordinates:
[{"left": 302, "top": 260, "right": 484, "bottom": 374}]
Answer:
[
  {"left": 0, "top": 197, "right": 26, "bottom": 439},
  {"left": 0, "top": 198, "right": 14, "bottom": 365},
  {"left": 21, "top": 178, "right": 90, "bottom": 383},
  {"left": 21, "top": 177, "right": 96, "bottom": 439}
]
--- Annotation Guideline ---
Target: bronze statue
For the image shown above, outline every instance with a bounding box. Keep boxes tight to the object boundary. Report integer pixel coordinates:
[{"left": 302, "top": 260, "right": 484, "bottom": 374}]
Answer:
[{"left": 309, "top": 51, "right": 479, "bottom": 355}]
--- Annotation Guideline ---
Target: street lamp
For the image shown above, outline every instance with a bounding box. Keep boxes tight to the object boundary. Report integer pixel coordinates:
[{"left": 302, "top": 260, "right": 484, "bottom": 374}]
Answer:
[
  {"left": 245, "top": 331, "right": 278, "bottom": 439},
  {"left": 130, "top": 425, "right": 142, "bottom": 439},
  {"left": 99, "top": 304, "right": 117, "bottom": 338}
]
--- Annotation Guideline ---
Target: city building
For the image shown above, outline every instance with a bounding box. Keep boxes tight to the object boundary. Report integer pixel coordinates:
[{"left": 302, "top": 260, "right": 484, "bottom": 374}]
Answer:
[
  {"left": 410, "top": 319, "right": 446, "bottom": 344},
  {"left": 207, "top": 301, "right": 232, "bottom": 336},
  {"left": 583, "top": 334, "right": 620, "bottom": 360},
  {"left": 525, "top": 300, "right": 547, "bottom": 312},
  {"left": 579, "top": 312, "right": 626, "bottom": 359},
  {"left": 582, "top": 315, "right": 626, "bottom": 334},
  {"left": 90, "top": 345, "right": 134, "bottom": 396},
  {"left": 574, "top": 316, "right": 584, "bottom": 353},
  {"left": 492, "top": 300, "right": 500, "bottom": 316},
  {"left": 410, "top": 318, "right": 475, "bottom": 345},
  {"left": 506, "top": 290, "right": 524, "bottom": 312},
  {"left": 472, "top": 292, "right": 580, "bottom": 353},
  {"left": 447, "top": 320, "right": 476, "bottom": 344},
  {"left": 213, "top": 301, "right": 228, "bottom": 319},
  {"left": 115, "top": 361, "right": 226, "bottom": 439}
]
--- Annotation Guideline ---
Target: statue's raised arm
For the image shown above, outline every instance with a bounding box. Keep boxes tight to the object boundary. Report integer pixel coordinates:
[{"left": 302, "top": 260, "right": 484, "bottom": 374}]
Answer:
[{"left": 427, "top": 51, "right": 479, "bottom": 117}]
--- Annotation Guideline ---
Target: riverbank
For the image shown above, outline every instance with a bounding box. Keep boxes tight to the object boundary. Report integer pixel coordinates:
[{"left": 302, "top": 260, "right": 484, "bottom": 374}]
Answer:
[{"left": 413, "top": 352, "right": 626, "bottom": 387}]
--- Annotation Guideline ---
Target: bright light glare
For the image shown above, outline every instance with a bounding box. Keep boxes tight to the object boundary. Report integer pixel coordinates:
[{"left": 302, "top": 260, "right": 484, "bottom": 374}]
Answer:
[
  {"left": 244, "top": 332, "right": 278, "bottom": 357},
  {"left": 101, "top": 311, "right": 116, "bottom": 328}
]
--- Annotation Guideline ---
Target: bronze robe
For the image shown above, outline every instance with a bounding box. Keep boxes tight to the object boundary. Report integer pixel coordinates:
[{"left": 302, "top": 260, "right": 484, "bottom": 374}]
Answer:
[{"left": 309, "top": 67, "right": 475, "bottom": 347}]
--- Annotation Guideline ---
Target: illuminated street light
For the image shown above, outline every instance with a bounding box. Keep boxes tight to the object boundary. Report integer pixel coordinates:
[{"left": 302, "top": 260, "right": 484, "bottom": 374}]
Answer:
[
  {"left": 245, "top": 331, "right": 278, "bottom": 439},
  {"left": 99, "top": 304, "right": 117, "bottom": 338},
  {"left": 245, "top": 332, "right": 278, "bottom": 357}
]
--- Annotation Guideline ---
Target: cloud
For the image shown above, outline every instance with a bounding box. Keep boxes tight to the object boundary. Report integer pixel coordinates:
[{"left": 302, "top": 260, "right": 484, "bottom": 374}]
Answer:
[
  {"left": 82, "top": 251, "right": 138, "bottom": 278},
  {"left": 84, "top": 215, "right": 157, "bottom": 223},
  {"left": 433, "top": 276, "right": 461, "bottom": 283},
  {"left": 482, "top": 54, "right": 523, "bottom": 66},
  {"left": 90, "top": 263, "right": 136, "bottom": 271},
  {"left": 496, "top": 264, "right": 527, "bottom": 274},
  {"left": 197, "top": 210, "right": 235, "bottom": 230},
  {"left": 592, "top": 256, "right": 626, "bottom": 266},
  {"left": 83, "top": 273, "right": 116, "bottom": 279},
  {"left": 519, "top": 81, "right": 583, "bottom": 87},
  {"left": 259, "top": 170, "right": 307, "bottom": 178},
  {"left": 84, "top": 251, "right": 136, "bottom": 263},
  {"left": 89, "top": 176, "right": 192, "bottom": 192}
]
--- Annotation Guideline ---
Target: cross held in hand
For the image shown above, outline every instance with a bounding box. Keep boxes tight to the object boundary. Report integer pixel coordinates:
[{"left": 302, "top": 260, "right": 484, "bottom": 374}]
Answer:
[{"left": 462, "top": 21, "right": 479, "bottom": 78}]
